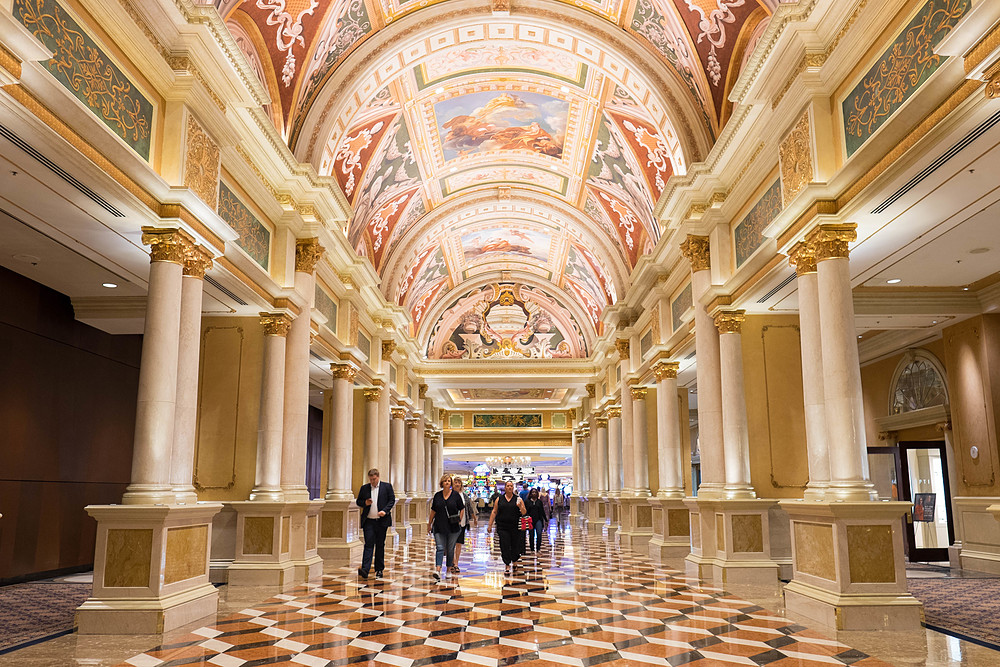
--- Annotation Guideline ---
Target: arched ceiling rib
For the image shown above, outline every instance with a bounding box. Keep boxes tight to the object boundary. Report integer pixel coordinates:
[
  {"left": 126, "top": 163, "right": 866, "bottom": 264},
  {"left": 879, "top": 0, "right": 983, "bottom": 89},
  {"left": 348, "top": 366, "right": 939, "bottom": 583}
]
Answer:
[{"left": 218, "top": 0, "right": 774, "bottom": 358}]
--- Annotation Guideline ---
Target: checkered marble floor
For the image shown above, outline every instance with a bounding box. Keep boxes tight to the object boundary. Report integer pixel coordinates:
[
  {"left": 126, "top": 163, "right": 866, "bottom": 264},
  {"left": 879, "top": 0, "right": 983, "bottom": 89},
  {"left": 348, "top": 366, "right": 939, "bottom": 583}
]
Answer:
[{"left": 119, "top": 522, "right": 891, "bottom": 667}]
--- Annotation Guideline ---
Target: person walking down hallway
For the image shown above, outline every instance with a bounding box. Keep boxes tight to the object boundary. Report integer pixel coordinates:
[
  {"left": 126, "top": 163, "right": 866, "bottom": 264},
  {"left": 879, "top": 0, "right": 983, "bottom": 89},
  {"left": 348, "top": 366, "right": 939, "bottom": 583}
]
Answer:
[
  {"left": 452, "top": 477, "right": 477, "bottom": 573},
  {"left": 356, "top": 468, "right": 395, "bottom": 579},
  {"left": 428, "top": 474, "right": 465, "bottom": 581},
  {"left": 553, "top": 488, "right": 566, "bottom": 529},
  {"left": 488, "top": 480, "right": 526, "bottom": 574},
  {"left": 525, "top": 487, "right": 547, "bottom": 553}
]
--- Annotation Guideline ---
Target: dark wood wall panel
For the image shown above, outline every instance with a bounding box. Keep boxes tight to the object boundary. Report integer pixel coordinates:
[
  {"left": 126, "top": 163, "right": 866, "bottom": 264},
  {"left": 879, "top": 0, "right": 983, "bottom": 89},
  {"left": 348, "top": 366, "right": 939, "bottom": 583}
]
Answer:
[{"left": 0, "top": 266, "right": 141, "bottom": 582}]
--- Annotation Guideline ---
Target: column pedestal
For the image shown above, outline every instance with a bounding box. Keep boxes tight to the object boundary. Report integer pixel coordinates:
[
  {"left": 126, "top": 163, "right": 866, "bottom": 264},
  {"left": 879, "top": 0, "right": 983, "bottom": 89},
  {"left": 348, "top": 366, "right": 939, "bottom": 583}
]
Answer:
[
  {"left": 685, "top": 498, "right": 784, "bottom": 585},
  {"left": 586, "top": 495, "right": 606, "bottom": 534},
  {"left": 648, "top": 498, "right": 691, "bottom": 560},
  {"left": 209, "top": 503, "right": 238, "bottom": 583},
  {"left": 394, "top": 498, "right": 412, "bottom": 541},
  {"left": 317, "top": 500, "right": 362, "bottom": 565},
  {"left": 227, "top": 501, "right": 297, "bottom": 589},
  {"left": 410, "top": 494, "right": 431, "bottom": 531},
  {"left": 606, "top": 497, "right": 621, "bottom": 539},
  {"left": 287, "top": 500, "right": 324, "bottom": 582},
  {"left": 76, "top": 504, "right": 221, "bottom": 634},
  {"left": 618, "top": 496, "right": 655, "bottom": 553},
  {"left": 781, "top": 500, "right": 921, "bottom": 630},
  {"left": 572, "top": 496, "right": 585, "bottom": 527}
]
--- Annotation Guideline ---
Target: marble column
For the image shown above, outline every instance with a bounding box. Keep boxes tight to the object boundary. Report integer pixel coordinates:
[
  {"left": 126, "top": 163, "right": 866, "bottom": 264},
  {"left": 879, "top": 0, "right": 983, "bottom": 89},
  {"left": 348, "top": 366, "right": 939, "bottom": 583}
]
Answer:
[
  {"left": 281, "top": 238, "right": 325, "bottom": 501},
  {"left": 681, "top": 235, "right": 724, "bottom": 498},
  {"left": 621, "top": 380, "right": 635, "bottom": 495},
  {"left": 250, "top": 313, "right": 292, "bottom": 502},
  {"left": 715, "top": 311, "right": 755, "bottom": 499},
  {"left": 607, "top": 407, "right": 623, "bottom": 497},
  {"left": 170, "top": 245, "right": 213, "bottom": 504},
  {"left": 654, "top": 362, "right": 684, "bottom": 497},
  {"left": 595, "top": 417, "right": 609, "bottom": 496},
  {"left": 405, "top": 418, "right": 421, "bottom": 499},
  {"left": 363, "top": 386, "right": 381, "bottom": 476},
  {"left": 648, "top": 361, "right": 690, "bottom": 559},
  {"left": 123, "top": 228, "right": 189, "bottom": 505},
  {"left": 326, "top": 364, "right": 356, "bottom": 500},
  {"left": 430, "top": 434, "right": 442, "bottom": 487},
  {"left": 377, "top": 379, "right": 391, "bottom": 472},
  {"left": 424, "top": 429, "right": 433, "bottom": 494},
  {"left": 630, "top": 387, "right": 651, "bottom": 497},
  {"left": 811, "top": 224, "right": 876, "bottom": 501},
  {"left": 389, "top": 408, "right": 407, "bottom": 494},
  {"left": 78, "top": 229, "right": 221, "bottom": 634},
  {"left": 788, "top": 242, "right": 830, "bottom": 500}
]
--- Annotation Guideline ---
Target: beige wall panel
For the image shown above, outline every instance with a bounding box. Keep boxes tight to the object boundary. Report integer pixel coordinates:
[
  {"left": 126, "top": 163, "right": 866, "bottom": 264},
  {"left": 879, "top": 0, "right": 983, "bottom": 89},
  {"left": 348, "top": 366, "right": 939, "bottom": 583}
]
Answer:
[
  {"left": 243, "top": 517, "right": 274, "bottom": 555},
  {"left": 667, "top": 508, "right": 690, "bottom": 537},
  {"left": 195, "top": 320, "right": 263, "bottom": 500},
  {"left": 846, "top": 525, "right": 895, "bottom": 584},
  {"left": 742, "top": 316, "right": 808, "bottom": 496},
  {"left": 165, "top": 524, "right": 208, "bottom": 584},
  {"left": 732, "top": 514, "right": 764, "bottom": 553},
  {"left": 944, "top": 317, "right": 1000, "bottom": 495}
]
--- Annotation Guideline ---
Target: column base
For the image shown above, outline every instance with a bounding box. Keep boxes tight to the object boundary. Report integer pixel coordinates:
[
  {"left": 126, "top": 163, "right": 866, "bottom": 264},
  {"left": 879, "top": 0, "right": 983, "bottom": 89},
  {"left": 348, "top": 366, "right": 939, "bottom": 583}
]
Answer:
[
  {"left": 410, "top": 494, "right": 431, "bottom": 532},
  {"left": 648, "top": 498, "right": 691, "bottom": 561},
  {"left": 209, "top": 503, "right": 238, "bottom": 584},
  {"left": 227, "top": 501, "right": 297, "bottom": 589},
  {"left": 76, "top": 503, "right": 222, "bottom": 634},
  {"left": 606, "top": 497, "right": 621, "bottom": 539},
  {"left": 618, "top": 497, "right": 655, "bottom": 554},
  {"left": 286, "top": 500, "right": 324, "bottom": 583},
  {"left": 684, "top": 497, "right": 784, "bottom": 586},
  {"left": 317, "top": 500, "right": 362, "bottom": 566},
  {"left": 586, "top": 495, "right": 607, "bottom": 534},
  {"left": 781, "top": 499, "right": 921, "bottom": 631}
]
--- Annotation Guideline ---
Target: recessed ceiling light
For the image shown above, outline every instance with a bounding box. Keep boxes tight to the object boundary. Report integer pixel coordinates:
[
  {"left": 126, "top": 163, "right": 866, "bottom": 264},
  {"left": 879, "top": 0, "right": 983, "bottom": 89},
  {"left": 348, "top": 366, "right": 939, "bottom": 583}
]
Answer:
[
  {"left": 964, "top": 287, "right": 970, "bottom": 291},
  {"left": 858, "top": 335, "right": 863, "bottom": 339},
  {"left": 932, "top": 320, "right": 938, "bottom": 324},
  {"left": 886, "top": 278, "right": 901, "bottom": 284},
  {"left": 102, "top": 282, "right": 118, "bottom": 288},
  {"left": 970, "top": 247, "right": 990, "bottom": 254}
]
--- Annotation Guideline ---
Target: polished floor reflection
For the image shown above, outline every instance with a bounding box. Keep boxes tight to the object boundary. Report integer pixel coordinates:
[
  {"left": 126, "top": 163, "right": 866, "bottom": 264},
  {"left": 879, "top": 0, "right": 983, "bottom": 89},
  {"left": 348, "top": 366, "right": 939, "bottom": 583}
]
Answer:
[
  {"left": 117, "top": 523, "right": 894, "bottom": 667},
  {"left": 3, "top": 520, "right": 998, "bottom": 666}
]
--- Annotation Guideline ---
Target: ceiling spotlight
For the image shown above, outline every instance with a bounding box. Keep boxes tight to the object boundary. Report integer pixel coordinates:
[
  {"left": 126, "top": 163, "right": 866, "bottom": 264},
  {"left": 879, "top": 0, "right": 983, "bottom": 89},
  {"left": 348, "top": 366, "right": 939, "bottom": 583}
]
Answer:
[
  {"left": 102, "top": 282, "right": 118, "bottom": 288},
  {"left": 886, "top": 278, "right": 901, "bottom": 284},
  {"left": 858, "top": 335, "right": 863, "bottom": 339},
  {"left": 964, "top": 287, "right": 970, "bottom": 291}
]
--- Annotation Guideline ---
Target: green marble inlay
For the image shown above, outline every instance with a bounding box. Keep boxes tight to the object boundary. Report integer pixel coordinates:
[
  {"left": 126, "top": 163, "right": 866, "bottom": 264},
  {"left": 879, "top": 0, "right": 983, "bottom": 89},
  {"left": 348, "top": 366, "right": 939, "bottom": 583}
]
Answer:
[
  {"left": 14, "top": 0, "right": 154, "bottom": 160},
  {"left": 843, "top": 0, "right": 969, "bottom": 157},
  {"left": 217, "top": 183, "right": 270, "bottom": 270},
  {"left": 314, "top": 284, "right": 337, "bottom": 334},
  {"left": 734, "top": 179, "right": 782, "bottom": 267}
]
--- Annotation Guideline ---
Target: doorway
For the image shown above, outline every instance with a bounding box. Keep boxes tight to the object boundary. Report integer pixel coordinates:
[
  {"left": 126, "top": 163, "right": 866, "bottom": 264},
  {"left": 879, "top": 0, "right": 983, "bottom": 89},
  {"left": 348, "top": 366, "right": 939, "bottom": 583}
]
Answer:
[{"left": 867, "top": 441, "right": 954, "bottom": 562}]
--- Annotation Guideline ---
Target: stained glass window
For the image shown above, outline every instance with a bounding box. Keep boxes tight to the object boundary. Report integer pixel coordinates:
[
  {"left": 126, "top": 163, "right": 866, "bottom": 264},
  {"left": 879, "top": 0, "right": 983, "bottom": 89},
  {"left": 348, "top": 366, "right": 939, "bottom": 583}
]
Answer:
[{"left": 891, "top": 357, "right": 946, "bottom": 414}]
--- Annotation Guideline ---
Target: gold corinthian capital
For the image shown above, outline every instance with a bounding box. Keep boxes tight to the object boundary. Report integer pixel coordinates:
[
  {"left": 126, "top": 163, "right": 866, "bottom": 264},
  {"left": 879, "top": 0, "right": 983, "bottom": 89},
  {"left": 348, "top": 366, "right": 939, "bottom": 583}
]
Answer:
[
  {"left": 295, "top": 237, "right": 325, "bottom": 273},
  {"left": 714, "top": 310, "right": 746, "bottom": 335},
  {"left": 259, "top": 312, "right": 292, "bottom": 336},
  {"left": 680, "top": 235, "right": 711, "bottom": 272},
  {"left": 653, "top": 361, "right": 679, "bottom": 380},
  {"left": 806, "top": 223, "right": 857, "bottom": 261}
]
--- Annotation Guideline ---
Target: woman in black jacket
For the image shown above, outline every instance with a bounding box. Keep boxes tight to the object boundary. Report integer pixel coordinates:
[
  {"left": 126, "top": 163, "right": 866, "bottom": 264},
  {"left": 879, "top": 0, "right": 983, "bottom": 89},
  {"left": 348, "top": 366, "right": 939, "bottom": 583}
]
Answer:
[
  {"left": 427, "top": 474, "right": 465, "bottom": 581},
  {"left": 524, "top": 487, "right": 547, "bottom": 553}
]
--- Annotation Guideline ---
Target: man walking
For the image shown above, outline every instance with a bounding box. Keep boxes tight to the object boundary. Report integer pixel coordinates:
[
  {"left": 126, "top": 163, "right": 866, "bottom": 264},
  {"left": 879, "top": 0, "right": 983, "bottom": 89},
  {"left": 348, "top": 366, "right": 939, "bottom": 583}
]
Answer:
[{"left": 356, "top": 468, "right": 395, "bottom": 578}]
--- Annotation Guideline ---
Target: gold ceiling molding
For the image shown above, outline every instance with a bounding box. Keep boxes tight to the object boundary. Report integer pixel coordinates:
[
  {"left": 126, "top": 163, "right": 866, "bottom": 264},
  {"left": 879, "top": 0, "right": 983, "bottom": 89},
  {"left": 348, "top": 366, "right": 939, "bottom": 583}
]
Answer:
[
  {"left": 167, "top": 54, "right": 226, "bottom": 113},
  {"left": 234, "top": 145, "right": 281, "bottom": 203},
  {"left": 0, "top": 43, "right": 22, "bottom": 79},
  {"left": 987, "top": 71, "right": 1000, "bottom": 99},
  {"left": 964, "top": 20, "right": 1000, "bottom": 75}
]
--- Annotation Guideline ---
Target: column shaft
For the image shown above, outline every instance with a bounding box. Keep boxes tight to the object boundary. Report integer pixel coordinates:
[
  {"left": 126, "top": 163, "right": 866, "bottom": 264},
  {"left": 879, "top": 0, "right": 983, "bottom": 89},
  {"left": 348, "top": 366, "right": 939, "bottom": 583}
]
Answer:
[
  {"left": 655, "top": 364, "right": 684, "bottom": 497},
  {"left": 621, "top": 384, "right": 635, "bottom": 493},
  {"left": 607, "top": 409, "right": 623, "bottom": 496},
  {"left": 405, "top": 420, "right": 420, "bottom": 498},
  {"left": 170, "top": 251, "right": 211, "bottom": 503},
  {"left": 363, "top": 388, "right": 380, "bottom": 475},
  {"left": 326, "top": 365, "right": 355, "bottom": 499},
  {"left": 280, "top": 271, "right": 316, "bottom": 500},
  {"left": 716, "top": 312, "right": 754, "bottom": 498},
  {"left": 124, "top": 230, "right": 187, "bottom": 504},
  {"left": 377, "top": 385, "right": 390, "bottom": 471},
  {"left": 251, "top": 314, "right": 291, "bottom": 501},
  {"left": 631, "top": 388, "right": 651, "bottom": 497},
  {"left": 692, "top": 267, "right": 725, "bottom": 496},
  {"left": 390, "top": 409, "right": 406, "bottom": 495}
]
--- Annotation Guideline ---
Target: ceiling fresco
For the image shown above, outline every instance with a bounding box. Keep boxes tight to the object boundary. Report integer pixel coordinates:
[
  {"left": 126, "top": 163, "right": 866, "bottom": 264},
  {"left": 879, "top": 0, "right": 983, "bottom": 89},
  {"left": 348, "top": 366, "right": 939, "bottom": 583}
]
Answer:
[
  {"left": 218, "top": 0, "right": 776, "bottom": 357},
  {"left": 447, "top": 388, "right": 570, "bottom": 403}
]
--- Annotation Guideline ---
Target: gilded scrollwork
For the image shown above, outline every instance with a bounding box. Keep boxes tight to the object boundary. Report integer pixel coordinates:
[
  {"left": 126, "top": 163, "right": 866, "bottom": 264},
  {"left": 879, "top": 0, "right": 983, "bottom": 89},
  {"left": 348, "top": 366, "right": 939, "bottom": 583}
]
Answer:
[
  {"left": 734, "top": 179, "right": 782, "bottom": 268},
  {"left": 843, "top": 0, "right": 970, "bottom": 157},
  {"left": 217, "top": 183, "right": 271, "bottom": 270},
  {"left": 184, "top": 114, "right": 221, "bottom": 208},
  {"left": 779, "top": 112, "right": 814, "bottom": 208},
  {"left": 14, "top": 0, "right": 153, "bottom": 159}
]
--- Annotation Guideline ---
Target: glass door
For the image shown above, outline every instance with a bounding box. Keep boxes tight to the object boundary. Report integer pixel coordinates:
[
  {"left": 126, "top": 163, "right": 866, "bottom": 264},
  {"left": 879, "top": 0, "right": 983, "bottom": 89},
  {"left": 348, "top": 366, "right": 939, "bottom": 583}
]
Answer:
[{"left": 899, "top": 442, "right": 954, "bottom": 562}]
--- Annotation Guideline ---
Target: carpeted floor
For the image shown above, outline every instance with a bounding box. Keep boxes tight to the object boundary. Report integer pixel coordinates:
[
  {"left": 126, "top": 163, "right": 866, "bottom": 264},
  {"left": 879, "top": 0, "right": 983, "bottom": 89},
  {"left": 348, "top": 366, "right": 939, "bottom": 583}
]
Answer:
[
  {"left": 907, "top": 578, "right": 1000, "bottom": 648},
  {"left": 0, "top": 580, "right": 91, "bottom": 653}
]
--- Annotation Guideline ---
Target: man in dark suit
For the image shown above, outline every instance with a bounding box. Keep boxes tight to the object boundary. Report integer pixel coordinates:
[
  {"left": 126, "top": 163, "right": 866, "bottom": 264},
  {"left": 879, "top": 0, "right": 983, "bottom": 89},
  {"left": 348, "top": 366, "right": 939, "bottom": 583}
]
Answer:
[{"left": 355, "top": 468, "right": 395, "bottom": 578}]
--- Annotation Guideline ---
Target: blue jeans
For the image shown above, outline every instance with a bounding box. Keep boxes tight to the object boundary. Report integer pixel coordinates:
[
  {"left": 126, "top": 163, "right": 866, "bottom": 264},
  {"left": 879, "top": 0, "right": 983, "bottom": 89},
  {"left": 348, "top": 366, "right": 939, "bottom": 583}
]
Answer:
[
  {"left": 433, "top": 530, "right": 460, "bottom": 568},
  {"left": 530, "top": 521, "right": 544, "bottom": 551}
]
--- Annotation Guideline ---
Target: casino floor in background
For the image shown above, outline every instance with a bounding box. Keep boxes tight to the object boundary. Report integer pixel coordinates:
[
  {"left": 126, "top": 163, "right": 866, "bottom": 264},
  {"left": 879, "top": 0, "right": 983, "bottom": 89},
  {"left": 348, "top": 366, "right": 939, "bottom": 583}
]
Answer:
[{"left": 1, "top": 522, "right": 997, "bottom": 666}]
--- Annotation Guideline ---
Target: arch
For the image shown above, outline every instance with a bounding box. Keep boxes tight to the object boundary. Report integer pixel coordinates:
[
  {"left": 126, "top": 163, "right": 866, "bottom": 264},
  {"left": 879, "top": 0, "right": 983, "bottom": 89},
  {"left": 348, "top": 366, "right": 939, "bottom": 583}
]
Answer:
[
  {"left": 226, "top": 14, "right": 284, "bottom": 131},
  {"left": 888, "top": 348, "right": 949, "bottom": 416}
]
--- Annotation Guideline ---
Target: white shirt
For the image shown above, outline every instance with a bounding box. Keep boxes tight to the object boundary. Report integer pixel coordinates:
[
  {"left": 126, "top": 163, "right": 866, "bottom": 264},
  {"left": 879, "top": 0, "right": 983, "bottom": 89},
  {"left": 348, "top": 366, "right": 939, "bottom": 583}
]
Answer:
[{"left": 369, "top": 483, "right": 380, "bottom": 520}]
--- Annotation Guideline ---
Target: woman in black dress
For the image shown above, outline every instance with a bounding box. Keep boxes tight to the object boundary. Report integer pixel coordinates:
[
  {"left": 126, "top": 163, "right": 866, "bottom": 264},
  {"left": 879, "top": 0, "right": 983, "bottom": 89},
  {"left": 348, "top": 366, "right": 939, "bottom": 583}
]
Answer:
[
  {"left": 487, "top": 480, "right": 526, "bottom": 574},
  {"left": 524, "top": 487, "right": 547, "bottom": 553},
  {"left": 427, "top": 474, "right": 465, "bottom": 581}
]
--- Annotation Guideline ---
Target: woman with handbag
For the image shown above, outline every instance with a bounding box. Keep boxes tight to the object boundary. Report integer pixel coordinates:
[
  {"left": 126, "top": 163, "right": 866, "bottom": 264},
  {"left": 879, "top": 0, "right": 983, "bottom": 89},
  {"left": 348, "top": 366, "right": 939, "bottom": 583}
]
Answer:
[
  {"left": 427, "top": 474, "right": 465, "bottom": 581},
  {"left": 451, "top": 477, "right": 477, "bottom": 573},
  {"left": 525, "top": 487, "right": 547, "bottom": 553},
  {"left": 487, "top": 480, "right": 526, "bottom": 574}
]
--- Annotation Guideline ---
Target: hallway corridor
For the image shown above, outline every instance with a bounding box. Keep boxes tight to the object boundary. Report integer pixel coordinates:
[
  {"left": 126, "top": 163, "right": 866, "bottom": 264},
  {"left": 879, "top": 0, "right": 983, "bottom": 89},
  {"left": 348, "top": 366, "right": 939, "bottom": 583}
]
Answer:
[{"left": 107, "top": 522, "right": 903, "bottom": 667}]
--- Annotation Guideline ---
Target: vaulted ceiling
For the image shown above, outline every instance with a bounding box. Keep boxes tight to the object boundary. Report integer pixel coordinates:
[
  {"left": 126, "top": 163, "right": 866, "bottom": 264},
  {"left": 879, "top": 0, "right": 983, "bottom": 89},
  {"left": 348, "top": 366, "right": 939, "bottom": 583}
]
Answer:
[{"left": 219, "top": 0, "right": 776, "bottom": 358}]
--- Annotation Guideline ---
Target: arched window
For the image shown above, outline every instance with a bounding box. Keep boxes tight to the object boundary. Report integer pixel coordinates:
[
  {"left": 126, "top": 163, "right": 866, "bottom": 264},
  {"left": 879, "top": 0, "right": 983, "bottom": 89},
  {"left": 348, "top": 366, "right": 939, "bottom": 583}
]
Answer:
[{"left": 889, "top": 349, "right": 948, "bottom": 415}]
